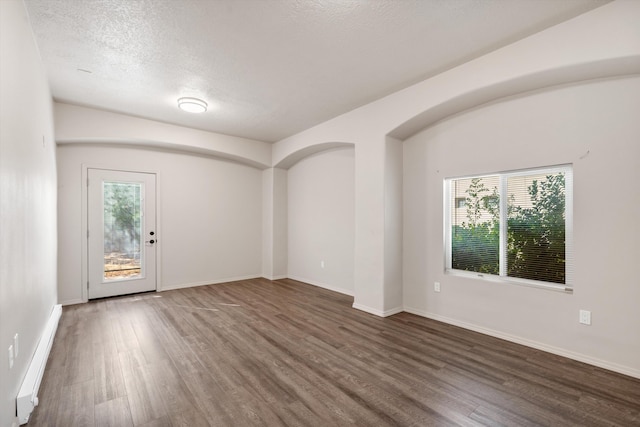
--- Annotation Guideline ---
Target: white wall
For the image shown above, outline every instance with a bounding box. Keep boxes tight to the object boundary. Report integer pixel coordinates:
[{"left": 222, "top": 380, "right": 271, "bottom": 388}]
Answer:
[
  {"left": 261, "top": 168, "right": 288, "bottom": 280},
  {"left": 0, "top": 1, "right": 58, "bottom": 425},
  {"left": 403, "top": 76, "right": 640, "bottom": 377},
  {"left": 384, "top": 137, "right": 403, "bottom": 312},
  {"left": 287, "top": 147, "right": 355, "bottom": 295},
  {"left": 57, "top": 144, "right": 263, "bottom": 304}
]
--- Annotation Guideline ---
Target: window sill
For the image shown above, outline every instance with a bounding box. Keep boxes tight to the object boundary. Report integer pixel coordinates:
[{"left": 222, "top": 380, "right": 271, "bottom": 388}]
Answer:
[{"left": 445, "top": 269, "right": 573, "bottom": 294}]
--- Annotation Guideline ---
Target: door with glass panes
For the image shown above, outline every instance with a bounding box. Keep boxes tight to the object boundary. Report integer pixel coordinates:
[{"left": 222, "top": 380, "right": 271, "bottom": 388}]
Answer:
[{"left": 88, "top": 169, "right": 156, "bottom": 299}]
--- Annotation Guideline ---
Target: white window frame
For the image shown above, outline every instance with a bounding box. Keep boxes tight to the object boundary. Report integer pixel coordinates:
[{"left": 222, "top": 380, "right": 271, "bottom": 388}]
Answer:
[{"left": 444, "top": 164, "right": 573, "bottom": 292}]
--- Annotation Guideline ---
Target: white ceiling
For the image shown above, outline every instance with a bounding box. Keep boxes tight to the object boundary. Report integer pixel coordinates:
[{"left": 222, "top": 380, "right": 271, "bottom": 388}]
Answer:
[{"left": 24, "top": 0, "right": 609, "bottom": 143}]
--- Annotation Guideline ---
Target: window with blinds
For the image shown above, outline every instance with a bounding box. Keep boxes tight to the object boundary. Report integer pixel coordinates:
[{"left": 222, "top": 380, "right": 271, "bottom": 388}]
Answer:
[{"left": 445, "top": 165, "right": 572, "bottom": 290}]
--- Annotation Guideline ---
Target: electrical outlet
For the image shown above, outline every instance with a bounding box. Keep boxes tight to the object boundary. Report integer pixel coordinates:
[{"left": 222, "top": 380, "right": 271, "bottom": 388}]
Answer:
[
  {"left": 434, "top": 282, "right": 441, "bottom": 292},
  {"left": 14, "top": 334, "right": 19, "bottom": 357},
  {"left": 579, "top": 309, "right": 591, "bottom": 325},
  {"left": 8, "top": 345, "right": 14, "bottom": 369},
  {"left": 320, "top": 260, "right": 325, "bottom": 268}
]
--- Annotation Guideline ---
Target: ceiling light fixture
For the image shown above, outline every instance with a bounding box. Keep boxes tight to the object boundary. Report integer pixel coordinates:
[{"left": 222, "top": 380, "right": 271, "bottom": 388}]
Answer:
[{"left": 177, "top": 97, "right": 207, "bottom": 113}]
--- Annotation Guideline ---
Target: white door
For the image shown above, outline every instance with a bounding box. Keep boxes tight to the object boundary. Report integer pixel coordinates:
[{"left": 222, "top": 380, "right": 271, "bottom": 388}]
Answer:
[{"left": 88, "top": 169, "right": 157, "bottom": 299}]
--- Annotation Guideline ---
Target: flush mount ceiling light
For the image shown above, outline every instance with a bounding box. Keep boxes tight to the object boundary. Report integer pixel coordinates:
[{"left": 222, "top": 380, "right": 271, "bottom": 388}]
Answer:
[{"left": 177, "top": 97, "right": 207, "bottom": 113}]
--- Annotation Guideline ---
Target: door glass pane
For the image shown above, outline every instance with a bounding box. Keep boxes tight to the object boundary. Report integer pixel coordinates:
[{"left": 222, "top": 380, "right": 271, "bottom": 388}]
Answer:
[{"left": 103, "top": 181, "right": 143, "bottom": 281}]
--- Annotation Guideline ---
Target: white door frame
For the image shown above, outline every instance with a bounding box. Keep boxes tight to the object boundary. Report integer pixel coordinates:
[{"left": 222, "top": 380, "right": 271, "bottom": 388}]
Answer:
[{"left": 80, "top": 164, "right": 162, "bottom": 302}]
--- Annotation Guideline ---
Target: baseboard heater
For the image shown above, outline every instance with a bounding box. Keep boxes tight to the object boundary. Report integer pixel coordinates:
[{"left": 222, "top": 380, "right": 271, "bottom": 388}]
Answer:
[{"left": 17, "top": 304, "right": 62, "bottom": 425}]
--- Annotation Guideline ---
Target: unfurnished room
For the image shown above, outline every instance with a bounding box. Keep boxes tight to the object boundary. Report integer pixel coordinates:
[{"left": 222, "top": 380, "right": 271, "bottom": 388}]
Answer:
[{"left": 1, "top": 0, "right": 639, "bottom": 426}]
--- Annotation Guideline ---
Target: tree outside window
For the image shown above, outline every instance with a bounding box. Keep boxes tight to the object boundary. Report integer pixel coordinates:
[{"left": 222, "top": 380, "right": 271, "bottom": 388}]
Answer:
[{"left": 448, "top": 167, "right": 569, "bottom": 285}]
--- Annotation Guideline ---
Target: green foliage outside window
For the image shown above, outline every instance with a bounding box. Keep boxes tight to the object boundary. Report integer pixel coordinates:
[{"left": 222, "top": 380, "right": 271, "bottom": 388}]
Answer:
[
  {"left": 451, "top": 173, "right": 566, "bottom": 284},
  {"left": 507, "top": 173, "right": 565, "bottom": 284},
  {"left": 451, "top": 178, "right": 499, "bottom": 274}
]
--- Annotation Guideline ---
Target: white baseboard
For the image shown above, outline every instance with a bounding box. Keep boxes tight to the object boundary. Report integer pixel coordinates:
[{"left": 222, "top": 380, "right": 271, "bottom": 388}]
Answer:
[
  {"left": 263, "top": 275, "right": 288, "bottom": 281},
  {"left": 352, "top": 303, "right": 403, "bottom": 318},
  {"left": 160, "top": 275, "right": 262, "bottom": 291},
  {"left": 17, "top": 304, "right": 62, "bottom": 424},
  {"left": 403, "top": 306, "right": 640, "bottom": 380},
  {"left": 287, "top": 275, "right": 354, "bottom": 296}
]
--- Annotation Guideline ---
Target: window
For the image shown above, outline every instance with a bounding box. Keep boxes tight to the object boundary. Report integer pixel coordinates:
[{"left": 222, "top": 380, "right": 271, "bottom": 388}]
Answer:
[{"left": 445, "top": 165, "right": 572, "bottom": 289}]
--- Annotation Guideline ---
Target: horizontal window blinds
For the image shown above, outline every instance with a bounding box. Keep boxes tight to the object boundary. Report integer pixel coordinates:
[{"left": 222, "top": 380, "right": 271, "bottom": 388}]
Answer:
[{"left": 447, "top": 165, "right": 572, "bottom": 288}]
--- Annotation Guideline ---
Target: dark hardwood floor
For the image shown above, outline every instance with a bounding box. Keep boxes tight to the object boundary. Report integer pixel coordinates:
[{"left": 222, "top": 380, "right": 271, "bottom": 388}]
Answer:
[{"left": 28, "top": 278, "right": 640, "bottom": 426}]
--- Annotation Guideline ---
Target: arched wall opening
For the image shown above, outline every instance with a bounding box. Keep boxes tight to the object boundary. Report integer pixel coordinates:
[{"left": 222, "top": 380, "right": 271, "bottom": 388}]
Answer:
[
  {"left": 400, "top": 74, "right": 640, "bottom": 377},
  {"left": 388, "top": 56, "right": 640, "bottom": 141},
  {"left": 275, "top": 143, "right": 356, "bottom": 295},
  {"left": 57, "top": 143, "right": 265, "bottom": 304}
]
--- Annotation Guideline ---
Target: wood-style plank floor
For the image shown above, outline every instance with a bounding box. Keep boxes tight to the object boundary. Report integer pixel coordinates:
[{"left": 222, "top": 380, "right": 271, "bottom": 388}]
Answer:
[{"left": 29, "top": 278, "right": 640, "bottom": 426}]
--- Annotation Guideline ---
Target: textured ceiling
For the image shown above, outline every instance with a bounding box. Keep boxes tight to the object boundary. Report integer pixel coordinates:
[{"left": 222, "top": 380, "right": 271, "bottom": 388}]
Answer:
[{"left": 24, "top": 0, "right": 609, "bottom": 142}]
